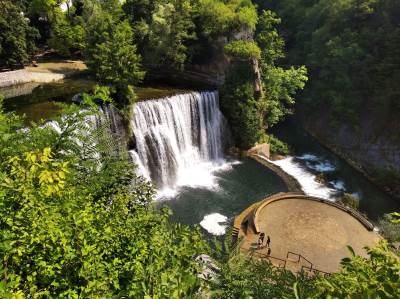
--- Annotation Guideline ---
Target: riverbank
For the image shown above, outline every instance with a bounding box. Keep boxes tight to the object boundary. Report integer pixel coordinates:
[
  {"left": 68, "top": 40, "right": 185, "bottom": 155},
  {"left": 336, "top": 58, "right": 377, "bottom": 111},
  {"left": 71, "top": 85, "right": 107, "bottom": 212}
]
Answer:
[
  {"left": 302, "top": 125, "right": 400, "bottom": 201},
  {"left": 0, "top": 60, "right": 87, "bottom": 89},
  {"left": 269, "top": 119, "right": 400, "bottom": 221}
]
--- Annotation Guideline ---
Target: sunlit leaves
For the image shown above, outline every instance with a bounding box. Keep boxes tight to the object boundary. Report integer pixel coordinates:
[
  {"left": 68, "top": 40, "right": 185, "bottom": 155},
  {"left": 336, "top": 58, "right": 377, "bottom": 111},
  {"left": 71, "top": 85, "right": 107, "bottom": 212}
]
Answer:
[
  {"left": 0, "top": 104, "right": 207, "bottom": 298},
  {"left": 224, "top": 41, "right": 261, "bottom": 60},
  {"left": 315, "top": 242, "right": 400, "bottom": 298}
]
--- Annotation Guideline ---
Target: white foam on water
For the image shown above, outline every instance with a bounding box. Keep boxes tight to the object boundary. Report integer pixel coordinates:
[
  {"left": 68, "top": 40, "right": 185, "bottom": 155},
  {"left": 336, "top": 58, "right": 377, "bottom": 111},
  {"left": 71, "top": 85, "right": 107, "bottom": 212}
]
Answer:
[
  {"left": 297, "top": 153, "right": 336, "bottom": 172},
  {"left": 156, "top": 159, "right": 241, "bottom": 200},
  {"left": 297, "top": 153, "right": 320, "bottom": 161},
  {"left": 200, "top": 213, "right": 228, "bottom": 235},
  {"left": 306, "top": 160, "right": 336, "bottom": 172},
  {"left": 330, "top": 180, "right": 346, "bottom": 191},
  {"left": 270, "top": 156, "right": 336, "bottom": 200},
  {"left": 156, "top": 187, "right": 178, "bottom": 200}
]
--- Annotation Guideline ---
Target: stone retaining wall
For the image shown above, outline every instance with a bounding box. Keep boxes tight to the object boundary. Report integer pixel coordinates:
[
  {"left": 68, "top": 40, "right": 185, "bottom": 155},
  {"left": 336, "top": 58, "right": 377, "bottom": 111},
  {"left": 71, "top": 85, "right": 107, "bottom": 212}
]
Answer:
[
  {"left": 0, "top": 69, "right": 66, "bottom": 89},
  {"left": 251, "top": 154, "right": 303, "bottom": 193},
  {"left": 0, "top": 70, "right": 33, "bottom": 88}
]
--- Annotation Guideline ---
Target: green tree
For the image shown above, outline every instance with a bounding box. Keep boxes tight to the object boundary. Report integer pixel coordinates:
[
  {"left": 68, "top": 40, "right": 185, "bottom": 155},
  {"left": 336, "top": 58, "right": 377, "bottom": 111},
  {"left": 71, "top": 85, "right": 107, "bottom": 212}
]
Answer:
[
  {"left": 84, "top": 13, "right": 145, "bottom": 106},
  {"left": 146, "top": 0, "right": 196, "bottom": 70},
  {"left": 221, "top": 9, "right": 306, "bottom": 149},
  {"left": 48, "top": 15, "right": 85, "bottom": 56},
  {"left": 224, "top": 40, "right": 261, "bottom": 60},
  {"left": 0, "top": 1, "right": 39, "bottom": 68},
  {"left": 221, "top": 62, "right": 265, "bottom": 149},
  {"left": 0, "top": 101, "right": 208, "bottom": 298},
  {"left": 124, "top": 0, "right": 197, "bottom": 70},
  {"left": 256, "top": 10, "right": 307, "bottom": 127},
  {"left": 196, "top": 0, "right": 258, "bottom": 36}
]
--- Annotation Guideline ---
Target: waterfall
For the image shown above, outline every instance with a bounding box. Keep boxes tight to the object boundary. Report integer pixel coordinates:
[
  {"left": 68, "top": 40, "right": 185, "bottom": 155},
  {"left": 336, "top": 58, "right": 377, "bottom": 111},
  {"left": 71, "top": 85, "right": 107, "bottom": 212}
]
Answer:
[{"left": 130, "top": 91, "right": 230, "bottom": 193}]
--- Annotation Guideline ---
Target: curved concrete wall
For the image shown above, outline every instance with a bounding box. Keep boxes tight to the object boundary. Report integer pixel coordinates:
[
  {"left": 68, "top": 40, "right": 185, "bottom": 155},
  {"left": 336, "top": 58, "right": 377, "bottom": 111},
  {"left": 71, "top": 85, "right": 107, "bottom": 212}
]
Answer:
[{"left": 251, "top": 193, "right": 375, "bottom": 233}]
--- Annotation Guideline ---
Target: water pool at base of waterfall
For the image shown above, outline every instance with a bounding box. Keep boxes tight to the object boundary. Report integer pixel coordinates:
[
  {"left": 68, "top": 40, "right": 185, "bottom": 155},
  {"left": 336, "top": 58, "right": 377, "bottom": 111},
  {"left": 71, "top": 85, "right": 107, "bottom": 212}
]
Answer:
[{"left": 158, "top": 157, "right": 288, "bottom": 235}]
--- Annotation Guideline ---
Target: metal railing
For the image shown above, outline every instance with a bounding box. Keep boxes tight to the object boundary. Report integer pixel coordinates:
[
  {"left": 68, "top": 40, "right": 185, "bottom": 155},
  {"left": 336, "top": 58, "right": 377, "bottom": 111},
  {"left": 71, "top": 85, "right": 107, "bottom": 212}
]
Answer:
[
  {"left": 301, "top": 265, "right": 331, "bottom": 277},
  {"left": 286, "top": 251, "right": 313, "bottom": 268},
  {"left": 249, "top": 248, "right": 287, "bottom": 269},
  {"left": 245, "top": 247, "right": 332, "bottom": 276}
]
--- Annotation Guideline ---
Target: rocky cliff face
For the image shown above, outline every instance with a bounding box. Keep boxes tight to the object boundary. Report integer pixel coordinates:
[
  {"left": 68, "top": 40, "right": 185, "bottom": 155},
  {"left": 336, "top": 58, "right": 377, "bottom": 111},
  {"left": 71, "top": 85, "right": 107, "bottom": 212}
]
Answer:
[
  {"left": 301, "top": 102, "right": 400, "bottom": 198},
  {"left": 144, "top": 26, "right": 261, "bottom": 89}
]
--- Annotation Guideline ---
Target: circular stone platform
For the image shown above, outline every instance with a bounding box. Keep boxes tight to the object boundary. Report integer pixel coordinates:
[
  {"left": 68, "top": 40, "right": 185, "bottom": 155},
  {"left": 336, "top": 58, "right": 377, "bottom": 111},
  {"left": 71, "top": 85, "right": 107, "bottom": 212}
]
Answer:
[{"left": 236, "top": 193, "right": 380, "bottom": 273}]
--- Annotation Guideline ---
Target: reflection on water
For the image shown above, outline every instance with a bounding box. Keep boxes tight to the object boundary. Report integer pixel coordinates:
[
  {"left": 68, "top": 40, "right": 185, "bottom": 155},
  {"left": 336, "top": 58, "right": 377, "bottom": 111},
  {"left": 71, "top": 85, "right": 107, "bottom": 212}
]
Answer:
[{"left": 2, "top": 78, "right": 95, "bottom": 124}]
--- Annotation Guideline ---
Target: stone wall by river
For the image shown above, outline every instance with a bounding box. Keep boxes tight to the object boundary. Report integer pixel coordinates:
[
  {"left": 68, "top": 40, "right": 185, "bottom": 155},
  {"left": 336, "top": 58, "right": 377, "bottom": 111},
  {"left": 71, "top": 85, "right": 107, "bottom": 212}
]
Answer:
[{"left": 301, "top": 105, "right": 400, "bottom": 199}]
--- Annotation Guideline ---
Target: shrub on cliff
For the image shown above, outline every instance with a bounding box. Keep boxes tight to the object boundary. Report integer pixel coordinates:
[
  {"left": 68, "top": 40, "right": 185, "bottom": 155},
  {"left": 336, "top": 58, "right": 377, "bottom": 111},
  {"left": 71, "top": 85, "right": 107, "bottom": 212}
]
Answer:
[
  {"left": 224, "top": 40, "right": 261, "bottom": 60},
  {"left": 220, "top": 62, "right": 266, "bottom": 149}
]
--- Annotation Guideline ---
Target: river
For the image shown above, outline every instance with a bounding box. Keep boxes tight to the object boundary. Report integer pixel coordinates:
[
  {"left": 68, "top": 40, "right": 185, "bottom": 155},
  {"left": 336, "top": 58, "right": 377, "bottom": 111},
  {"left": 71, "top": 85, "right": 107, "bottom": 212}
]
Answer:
[
  {"left": 270, "top": 118, "right": 400, "bottom": 221},
  {"left": 2, "top": 81, "right": 399, "bottom": 237}
]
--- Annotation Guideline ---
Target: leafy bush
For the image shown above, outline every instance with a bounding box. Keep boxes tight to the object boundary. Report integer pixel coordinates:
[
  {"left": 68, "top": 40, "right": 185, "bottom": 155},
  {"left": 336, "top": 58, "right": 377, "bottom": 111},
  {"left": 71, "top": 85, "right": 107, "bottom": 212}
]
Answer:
[
  {"left": 339, "top": 193, "right": 360, "bottom": 210},
  {"left": 379, "top": 214, "right": 400, "bottom": 243},
  {"left": 314, "top": 243, "right": 400, "bottom": 298},
  {"left": 224, "top": 40, "right": 261, "bottom": 60},
  {"left": 0, "top": 102, "right": 207, "bottom": 298},
  {"left": 265, "top": 134, "right": 289, "bottom": 155},
  {"left": 209, "top": 236, "right": 316, "bottom": 299}
]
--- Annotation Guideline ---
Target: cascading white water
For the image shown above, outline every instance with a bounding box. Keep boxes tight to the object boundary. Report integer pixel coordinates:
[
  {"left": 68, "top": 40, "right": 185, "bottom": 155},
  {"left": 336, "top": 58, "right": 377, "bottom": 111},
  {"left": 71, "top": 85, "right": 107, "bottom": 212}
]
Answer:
[
  {"left": 269, "top": 153, "right": 339, "bottom": 201},
  {"left": 130, "top": 91, "right": 230, "bottom": 195}
]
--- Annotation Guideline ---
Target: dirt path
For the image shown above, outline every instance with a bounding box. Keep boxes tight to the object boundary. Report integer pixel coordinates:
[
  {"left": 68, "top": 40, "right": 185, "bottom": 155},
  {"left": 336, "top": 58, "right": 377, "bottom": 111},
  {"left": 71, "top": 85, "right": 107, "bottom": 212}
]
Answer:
[{"left": 0, "top": 60, "right": 87, "bottom": 88}]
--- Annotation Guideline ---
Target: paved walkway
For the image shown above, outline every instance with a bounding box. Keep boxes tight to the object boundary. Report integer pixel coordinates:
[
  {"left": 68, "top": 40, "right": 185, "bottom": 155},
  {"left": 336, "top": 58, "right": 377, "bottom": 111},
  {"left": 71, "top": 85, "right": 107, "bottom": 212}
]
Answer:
[{"left": 237, "top": 195, "right": 380, "bottom": 273}]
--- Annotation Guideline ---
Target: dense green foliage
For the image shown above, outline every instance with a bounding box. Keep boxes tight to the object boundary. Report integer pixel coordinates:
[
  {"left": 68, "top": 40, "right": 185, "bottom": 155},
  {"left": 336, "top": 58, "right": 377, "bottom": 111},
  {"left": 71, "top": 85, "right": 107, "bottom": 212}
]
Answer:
[
  {"left": 221, "top": 62, "right": 265, "bottom": 149},
  {"left": 210, "top": 235, "right": 400, "bottom": 299},
  {"left": 379, "top": 213, "right": 400, "bottom": 243},
  {"left": 84, "top": 12, "right": 144, "bottom": 106},
  {"left": 122, "top": 0, "right": 259, "bottom": 68},
  {"left": 209, "top": 239, "right": 315, "bottom": 298},
  {"left": 314, "top": 243, "right": 400, "bottom": 298},
  {"left": 48, "top": 5, "right": 85, "bottom": 56},
  {"left": 0, "top": 100, "right": 207, "bottom": 298},
  {"left": 224, "top": 41, "right": 261, "bottom": 60},
  {"left": 263, "top": 0, "right": 400, "bottom": 121},
  {"left": 256, "top": 10, "right": 307, "bottom": 128},
  {"left": 221, "top": 9, "right": 307, "bottom": 149},
  {"left": 0, "top": 1, "right": 39, "bottom": 68},
  {"left": 266, "top": 134, "right": 289, "bottom": 155}
]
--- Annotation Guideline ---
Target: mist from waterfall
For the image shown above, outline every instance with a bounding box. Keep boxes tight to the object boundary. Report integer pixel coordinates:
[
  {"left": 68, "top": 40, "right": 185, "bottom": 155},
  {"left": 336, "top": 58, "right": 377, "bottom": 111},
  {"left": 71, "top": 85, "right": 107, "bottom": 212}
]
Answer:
[{"left": 129, "top": 91, "right": 233, "bottom": 198}]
